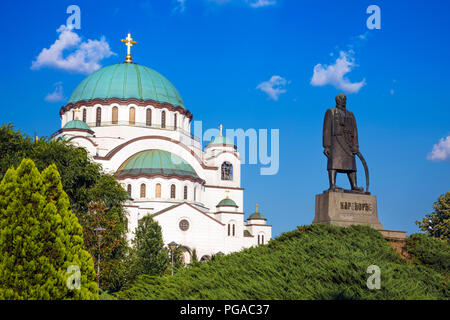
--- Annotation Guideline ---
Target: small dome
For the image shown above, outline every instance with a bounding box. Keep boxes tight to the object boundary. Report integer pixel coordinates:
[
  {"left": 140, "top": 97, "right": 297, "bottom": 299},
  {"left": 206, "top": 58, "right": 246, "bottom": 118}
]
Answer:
[
  {"left": 216, "top": 198, "right": 238, "bottom": 208},
  {"left": 68, "top": 63, "right": 185, "bottom": 109},
  {"left": 63, "top": 120, "right": 91, "bottom": 131},
  {"left": 247, "top": 210, "right": 266, "bottom": 221},
  {"left": 207, "top": 136, "right": 234, "bottom": 147},
  {"left": 116, "top": 149, "right": 200, "bottom": 181}
]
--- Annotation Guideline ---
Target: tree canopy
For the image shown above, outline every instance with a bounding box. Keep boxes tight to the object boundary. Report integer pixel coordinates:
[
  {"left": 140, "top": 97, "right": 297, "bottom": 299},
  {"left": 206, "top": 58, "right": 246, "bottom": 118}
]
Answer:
[
  {"left": 0, "top": 159, "right": 98, "bottom": 299},
  {"left": 416, "top": 191, "right": 450, "bottom": 241},
  {"left": 130, "top": 215, "right": 169, "bottom": 281},
  {"left": 0, "top": 123, "right": 130, "bottom": 291}
]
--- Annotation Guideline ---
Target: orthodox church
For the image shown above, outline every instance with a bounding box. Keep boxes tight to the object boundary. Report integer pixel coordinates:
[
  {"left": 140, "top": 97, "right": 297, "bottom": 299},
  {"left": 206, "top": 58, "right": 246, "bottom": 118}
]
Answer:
[{"left": 52, "top": 33, "right": 272, "bottom": 263}]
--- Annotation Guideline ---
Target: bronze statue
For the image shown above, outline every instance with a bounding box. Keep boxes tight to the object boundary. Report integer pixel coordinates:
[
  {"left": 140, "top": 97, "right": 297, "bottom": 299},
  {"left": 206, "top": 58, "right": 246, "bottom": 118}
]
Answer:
[{"left": 323, "top": 93, "right": 369, "bottom": 193}]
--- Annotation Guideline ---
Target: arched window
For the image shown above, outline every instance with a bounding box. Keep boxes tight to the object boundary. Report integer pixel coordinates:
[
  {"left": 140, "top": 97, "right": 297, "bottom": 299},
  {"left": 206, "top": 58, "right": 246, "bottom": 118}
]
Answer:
[
  {"left": 258, "top": 234, "right": 265, "bottom": 245},
  {"left": 194, "top": 187, "right": 197, "bottom": 201},
  {"left": 129, "top": 107, "right": 135, "bottom": 125},
  {"left": 155, "top": 183, "right": 161, "bottom": 198},
  {"left": 96, "top": 107, "right": 102, "bottom": 126},
  {"left": 82, "top": 109, "right": 87, "bottom": 122},
  {"left": 221, "top": 162, "right": 233, "bottom": 181},
  {"left": 228, "top": 222, "right": 235, "bottom": 237},
  {"left": 184, "top": 186, "right": 188, "bottom": 200},
  {"left": 146, "top": 109, "right": 152, "bottom": 126},
  {"left": 112, "top": 106, "right": 118, "bottom": 124},
  {"left": 140, "top": 184, "right": 146, "bottom": 198},
  {"left": 174, "top": 113, "right": 177, "bottom": 130},
  {"left": 127, "top": 184, "right": 132, "bottom": 197},
  {"left": 161, "top": 110, "right": 166, "bottom": 128},
  {"left": 170, "top": 184, "right": 176, "bottom": 199},
  {"left": 72, "top": 110, "right": 75, "bottom": 120}
]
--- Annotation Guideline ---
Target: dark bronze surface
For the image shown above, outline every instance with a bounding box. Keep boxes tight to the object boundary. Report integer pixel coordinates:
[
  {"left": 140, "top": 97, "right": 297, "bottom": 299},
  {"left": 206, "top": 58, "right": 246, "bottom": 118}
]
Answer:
[{"left": 323, "top": 93, "right": 368, "bottom": 193}]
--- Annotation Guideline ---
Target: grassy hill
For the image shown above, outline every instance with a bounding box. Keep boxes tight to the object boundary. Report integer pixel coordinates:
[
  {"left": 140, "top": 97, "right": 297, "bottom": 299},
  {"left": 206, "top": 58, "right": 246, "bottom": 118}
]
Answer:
[{"left": 115, "top": 224, "right": 449, "bottom": 300}]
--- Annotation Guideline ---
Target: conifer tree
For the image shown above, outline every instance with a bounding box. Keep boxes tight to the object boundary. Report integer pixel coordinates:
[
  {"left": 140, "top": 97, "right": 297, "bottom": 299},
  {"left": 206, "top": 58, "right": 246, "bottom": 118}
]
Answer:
[
  {"left": 0, "top": 159, "right": 98, "bottom": 299},
  {"left": 130, "top": 215, "right": 169, "bottom": 279}
]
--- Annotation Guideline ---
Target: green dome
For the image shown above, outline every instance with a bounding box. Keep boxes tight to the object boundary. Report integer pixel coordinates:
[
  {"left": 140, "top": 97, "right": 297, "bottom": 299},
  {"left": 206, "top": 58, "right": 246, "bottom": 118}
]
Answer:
[
  {"left": 207, "top": 136, "right": 234, "bottom": 147},
  {"left": 63, "top": 120, "right": 91, "bottom": 131},
  {"left": 116, "top": 150, "right": 199, "bottom": 180},
  {"left": 216, "top": 198, "right": 238, "bottom": 208},
  {"left": 69, "top": 63, "right": 185, "bottom": 109},
  {"left": 247, "top": 212, "right": 266, "bottom": 220}
]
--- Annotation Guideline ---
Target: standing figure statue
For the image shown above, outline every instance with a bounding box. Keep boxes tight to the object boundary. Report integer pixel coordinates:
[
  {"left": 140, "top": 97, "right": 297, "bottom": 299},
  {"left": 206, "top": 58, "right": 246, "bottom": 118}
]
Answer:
[{"left": 323, "top": 93, "right": 366, "bottom": 192}]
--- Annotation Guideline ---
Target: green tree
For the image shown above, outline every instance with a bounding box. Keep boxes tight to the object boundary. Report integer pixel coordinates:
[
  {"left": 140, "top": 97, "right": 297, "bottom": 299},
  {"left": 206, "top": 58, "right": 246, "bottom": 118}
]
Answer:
[
  {"left": 0, "top": 159, "right": 98, "bottom": 299},
  {"left": 130, "top": 216, "right": 169, "bottom": 280},
  {"left": 80, "top": 201, "right": 128, "bottom": 291},
  {"left": 416, "top": 191, "right": 450, "bottom": 241},
  {"left": 0, "top": 123, "right": 130, "bottom": 291}
]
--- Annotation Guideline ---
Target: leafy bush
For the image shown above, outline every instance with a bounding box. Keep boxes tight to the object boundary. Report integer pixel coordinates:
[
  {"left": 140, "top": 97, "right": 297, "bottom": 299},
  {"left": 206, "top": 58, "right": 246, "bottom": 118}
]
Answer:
[
  {"left": 407, "top": 233, "right": 450, "bottom": 276},
  {"left": 116, "top": 224, "right": 448, "bottom": 300}
]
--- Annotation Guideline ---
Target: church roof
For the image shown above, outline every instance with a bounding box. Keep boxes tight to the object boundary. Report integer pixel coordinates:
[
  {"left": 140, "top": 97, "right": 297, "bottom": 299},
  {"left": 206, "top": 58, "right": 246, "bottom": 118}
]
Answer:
[
  {"left": 247, "top": 212, "right": 266, "bottom": 221},
  {"left": 68, "top": 63, "right": 185, "bottom": 109},
  {"left": 63, "top": 120, "right": 91, "bottom": 131},
  {"left": 216, "top": 198, "right": 238, "bottom": 208},
  {"left": 116, "top": 149, "right": 201, "bottom": 182},
  {"left": 207, "top": 136, "right": 234, "bottom": 147}
]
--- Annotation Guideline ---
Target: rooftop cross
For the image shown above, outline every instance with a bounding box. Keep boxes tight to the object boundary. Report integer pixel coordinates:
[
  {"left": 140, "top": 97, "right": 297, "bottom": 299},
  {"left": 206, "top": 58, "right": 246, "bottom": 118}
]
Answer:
[
  {"left": 121, "top": 32, "right": 137, "bottom": 63},
  {"left": 219, "top": 124, "right": 223, "bottom": 137},
  {"left": 256, "top": 204, "right": 259, "bottom": 213},
  {"left": 225, "top": 190, "right": 229, "bottom": 199}
]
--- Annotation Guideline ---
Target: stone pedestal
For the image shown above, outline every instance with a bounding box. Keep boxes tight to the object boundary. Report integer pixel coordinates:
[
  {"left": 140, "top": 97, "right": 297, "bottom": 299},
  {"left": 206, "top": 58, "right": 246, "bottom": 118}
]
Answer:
[{"left": 313, "top": 190, "right": 383, "bottom": 230}]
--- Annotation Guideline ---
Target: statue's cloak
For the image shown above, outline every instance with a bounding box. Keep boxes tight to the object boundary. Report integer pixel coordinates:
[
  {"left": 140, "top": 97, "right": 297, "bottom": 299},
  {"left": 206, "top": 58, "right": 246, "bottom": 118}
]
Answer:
[{"left": 323, "top": 107, "right": 359, "bottom": 171}]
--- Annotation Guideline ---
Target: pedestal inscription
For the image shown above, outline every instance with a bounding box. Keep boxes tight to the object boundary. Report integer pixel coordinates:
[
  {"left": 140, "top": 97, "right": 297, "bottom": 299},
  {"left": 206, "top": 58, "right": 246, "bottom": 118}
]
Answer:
[{"left": 313, "top": 191, "right": 383, "bottom": 230}]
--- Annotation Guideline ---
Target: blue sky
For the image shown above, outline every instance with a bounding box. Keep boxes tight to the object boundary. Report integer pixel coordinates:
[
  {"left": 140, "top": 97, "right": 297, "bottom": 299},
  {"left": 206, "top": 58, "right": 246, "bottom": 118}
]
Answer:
[{"left": 0, "top": 0, "right": 449, "bottom": 237}]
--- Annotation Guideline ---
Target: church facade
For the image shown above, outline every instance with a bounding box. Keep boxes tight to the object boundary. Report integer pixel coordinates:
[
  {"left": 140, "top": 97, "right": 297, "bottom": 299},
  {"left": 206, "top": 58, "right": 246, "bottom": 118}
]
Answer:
[{"left": 52, "top": 33, "right": 271, "bottom": 263}]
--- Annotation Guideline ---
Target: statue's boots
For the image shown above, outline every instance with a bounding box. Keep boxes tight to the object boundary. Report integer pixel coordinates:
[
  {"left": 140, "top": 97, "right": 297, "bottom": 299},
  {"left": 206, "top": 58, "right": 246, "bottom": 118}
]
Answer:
[{"left": 351, "top": 186, "right": 364, "bottom": 192}]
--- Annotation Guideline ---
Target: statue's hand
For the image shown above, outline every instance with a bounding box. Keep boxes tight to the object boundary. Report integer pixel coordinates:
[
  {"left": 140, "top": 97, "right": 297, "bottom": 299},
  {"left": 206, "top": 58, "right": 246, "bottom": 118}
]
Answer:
[{"left": 324, "top": 148, "right": 330, "bottom": 157}]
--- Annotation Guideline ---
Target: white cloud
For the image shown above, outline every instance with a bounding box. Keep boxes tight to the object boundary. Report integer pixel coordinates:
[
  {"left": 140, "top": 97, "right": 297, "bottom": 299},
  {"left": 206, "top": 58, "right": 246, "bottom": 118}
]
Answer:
[
  {"left": 205, "top": 0, "right": 276, "bottom": 8},
  {"left": 310, "top": 50, "right": 366, "bottom": 93},
  {"left": 45, "top": 82, "right": 65, "bottom": 103},
  {"left": 247, "top": 0, "right": 276, "bottom": 8},
  {"left": 256, "top": 75, "right": 288, "bottom": 100},
  {"left": 174, "top": 0, "right": 186, "bottom": 13},
  {"left": 427, "top": 136, "right": 450, "bottom": 161},
  {"left": 31, "top": 25, "right": 114, "bottom": 74}
]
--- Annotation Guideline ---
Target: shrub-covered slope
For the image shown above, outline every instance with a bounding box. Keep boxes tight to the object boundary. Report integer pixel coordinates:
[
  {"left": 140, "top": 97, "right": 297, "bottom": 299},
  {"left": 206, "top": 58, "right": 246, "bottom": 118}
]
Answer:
[
  {"left": 117, "top": 225, "right": 449, "bottom": 300},
  {"left": 406, "top": 233, "right": 450, "bottom": 276}
]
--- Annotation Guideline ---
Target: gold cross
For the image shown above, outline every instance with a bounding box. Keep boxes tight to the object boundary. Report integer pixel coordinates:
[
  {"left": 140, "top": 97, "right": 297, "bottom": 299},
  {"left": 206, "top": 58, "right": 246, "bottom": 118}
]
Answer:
[
  {"left": 225, "top": 190, "right": 229, "bottom": 199},
  {"left": 121, "top": 32, "right": 137, "bottom": 63},
  {"left": 256, "top": 204, "right": 259, "bottom": 213},
  {"left": 219, "top": 124, "right": 223, "bottom": 137},
  {"left": 75, "top": 108, "right": 80, "bottom": 120}
]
